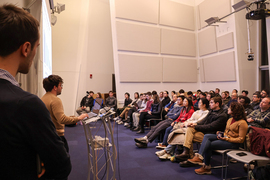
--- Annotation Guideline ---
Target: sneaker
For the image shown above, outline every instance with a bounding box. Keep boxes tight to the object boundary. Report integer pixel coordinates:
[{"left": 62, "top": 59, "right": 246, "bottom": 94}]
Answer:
[
  {"left": 195, "top": 165, "right": 212, "bottom": 175},
  {"left": 188, "top": 155, "right": 203, "bottom": 165},
  {"left": 124, "top": 122, "right": 129, "bottom": 127},
  {"left": 159, "top": 153, "right": 172, "bottom": 160},
  {"left": 134, "top": 137, "right": 147, "bottom": 143},
  {"left": 118, "top": 121, "right": 123, "bottom": 124},
  {"left": 155, "top": 150, "right": 165, "bottom": 157},
  {"left": 116, "top": 119, "right": 120, "bottom": 123},
  {"left": 113, "top": 117, "right": 119, "bottom": 121},
  {"left": 135, "top": 143, "right": 147, "bottom": 148},
  {"left": 156, "top": 143, "right": 166, "bottom": 149}
]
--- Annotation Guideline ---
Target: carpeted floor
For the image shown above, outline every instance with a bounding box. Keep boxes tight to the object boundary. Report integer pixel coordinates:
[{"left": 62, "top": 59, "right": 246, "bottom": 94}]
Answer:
[{"left": 65, "top": 121, "right": 247, "bottom": 180}]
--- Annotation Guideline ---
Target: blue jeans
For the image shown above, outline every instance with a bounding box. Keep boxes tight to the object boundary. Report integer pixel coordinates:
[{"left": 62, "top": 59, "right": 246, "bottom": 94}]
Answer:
[
  {"left": 162, "top": 126, "right": 173, "bottom": 146},
  {"left": 199, "top": 134, "right": 240, "bottom": 166}
]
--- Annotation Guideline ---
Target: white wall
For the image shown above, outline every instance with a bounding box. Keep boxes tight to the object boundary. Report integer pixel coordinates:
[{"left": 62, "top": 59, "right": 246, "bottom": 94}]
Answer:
[{"left": 52, "top": 0, "right": 114, "bottom": 116}]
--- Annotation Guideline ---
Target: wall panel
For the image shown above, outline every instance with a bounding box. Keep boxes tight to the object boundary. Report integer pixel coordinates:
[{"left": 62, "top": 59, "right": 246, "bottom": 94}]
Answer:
[
  {"left": 198, "top": 0, "right": 231, "bottom": 29},
  {"left": 163, "top": 58, "right": 197, "bottom": 82},
  {"left": 198, "top": 26, "right": 217, "bottom": 56},
  {"left": 160, "top": 0, "right": 195, "bottom": 30},
  {"left": 118, "top": 54, "right": 162, "bottom": 82},
  {"left": 217, "top": 32, "right": 234, "bottom": 51},
  {"left": 202, "top": 51, "right": 236, "bottom": 82},
  {"left": 115, "top": 0, "right": 159, "bottom": 24},
  {"left": 116, "top": 21, "right": 160, "bottom": 53},
  {"left": 161, "top": 29, "right": 196, "bottom": 56}
]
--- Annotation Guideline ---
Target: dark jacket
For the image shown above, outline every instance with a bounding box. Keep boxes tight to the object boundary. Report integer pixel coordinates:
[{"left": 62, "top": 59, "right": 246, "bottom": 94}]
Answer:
[
  {"left": 80, "top": 95, "right": 94, "bottom": 109},
  {"left": 105, "top": 96, "right": 117, "bottom": 110},
  {"left": 195, "top": 108, "right": 227, "bottom": 134},
  {"left": 251, "top": 101, "right": 260, "bottom": 110},
  {"left": 124, "top": 98, "right": 132, "bottom": 107},
  {"left": 162, "top": 96, "right": 171, "bottom": 107},
  {"left": 0, "top": 79, "right": 71, "bottom": 179},
  {"left": 151, "top": 102, "right": 162, "bottom": 116},
  {"left": 167, "top": 106, "right": 183, "bottom": 120}
]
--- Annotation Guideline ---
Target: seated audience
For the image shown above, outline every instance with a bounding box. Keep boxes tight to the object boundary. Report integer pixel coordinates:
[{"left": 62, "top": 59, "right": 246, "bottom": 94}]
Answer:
[
  {"left": 238, "top": 95, "right": 253, "bottom": 115},
  {"left": 227, "top": 92, "right": 238, "bottom": 107},
  {"left": 135, "top": 95, "right": 162, "bottom": 133},
  {"left": 134, "top": 96, "right": 185, "bottom": 148},
  {"left": 232, "top": 89, "right": 238, "bottom": 94},
  {"left": 194, "top": 92, "right": 206, "bottom": 108},
  {"left": 176, "top": 97, "right": 227, "bottom": 161},
  {"left": 186, "top": 102, "right": 248, "bottom": 175},
  {"left": 156, "top": 98, "right": 194, "bottom": 149},
  {"left": 161, "top": 91, "right": 171, "bottom": 107},
  {"left": 92, "top": 92, "right": 104, "bottom": 114},
  {"left": 114, "top": 92, "right": 132, "bottom": 118},
  {"left": 225, "top": 91, "right": 231, "bottom": 101},
  {"left": 192, "top": 94, "right": 197, "bottom": 106},
  {"left": 117, "top": 92, "right": 139, "bottom": 124},
  {"left": 105, "top": 91, "right": 117, "bottom": 110},
  {"left": 261, "top": 89, "right": 269, "bottom": 98},
  {"left": 159, "top": 91, "right": 164, "bottom": 102},
  {"left": 179, "top": 89, "right": 185, "bottom": 96},
  {"left": 171, "top": 91, "right": 176, "bottom": 99},
  {"left": 242, "top": 90, "right": 249, "bottom": 97},
  {"left": 206, "top": 93, "right": 214, "bottom": 102},
  {"left": 163, "top": 94, "right": 177, "bottom": 116},
  {"left": 125, "top": 93, "right": 144, "bottom": 128},
  {"left": 156, "top": 98, "right": 209, "bottom": 160},
  {"left": 130, "top": 93, "right": 149, "bottom": 130},
  {"left": 247, "top": 97, "right": 270, "bottom": 129},
  {"left": 221, "top": 91, "right": 229, "bottom": 105},
  {"left": 187, "top": 91, "right": 193, "bottom": 99},
  {"left": 250, "top": 92, "right": 261, "bottom": 110},
  {"left": 215, "top": 88, "right": 220, "bottom": 96},
  {"left": 76, "top": 90, "right": 94, "bottom": 115}
]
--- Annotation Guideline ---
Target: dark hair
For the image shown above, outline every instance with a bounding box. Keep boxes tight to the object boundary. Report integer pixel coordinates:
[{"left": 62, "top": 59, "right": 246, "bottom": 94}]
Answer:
[
  {"left": 179, "top": 89, "right": 185, "bottom": 94},
  {"left": 182, "top": 97, "right": 193, "bottom": 113},
  {"left": 240, "top": 96, "right": 251, "bottom": 104},
  {"left": 201, "top": 92, "right": 206, "bottom": 97},
  {"left": 109, "top": 91, "right": 113, "bottom": 93},
  {"left": 125, "top": 92, "right": 130, "bottom": 97},
  {"left": 230, "top": 102, "right": 246, "bottom": 121},
  {"left": 0, "top": 4, "right": 39, "bottom": 57},
  {"left": 164, "top": 90, "right": 169, "bottom": 95},
  {"left": 171, "top": 91, "right": 176, "bottom": 94},
  {"left": 152, "top": 90, "right": 157, "bottom": 95},
  {"left": 253, "top": 92, "right": 261, "bottom": 98},
  {"left": 97, "top": 92, "right": 102, "bottom": 98},
  {"left": 211, "top": 96, "right": 222, "bottom": 108},
  {"left": 197, "top": 89, "right": 202, "bottom": 93},
  {"left": 134, "top": 92, "right": 139, "bottom": 99},
  {"left": 215, "top": 88, "right": 220, "bottom": 92},
  {"left": 200, "top": 98, "right": 209, "bottom": 109},
  {"left": 178, "top": 95, "right": 185, "bottom": 101},
  {"left": 146, "top": 91, "right": 152, "bottom": 96},
  {"left": 43, "top": 75, "right": 63, "bottom": 92},
  {"left": 140, "top": 93, "right": 144, "bottom": 96},
  {"left": 187, "top": 91, "right": 193, "bottom": 95},
  {"left": 208, "top": 93, "right": 215, "bottom": 99},
  {"left": 262, "top": 89, "right": 269, "bottom": 96},
  {"left": 242, "top": 90, "right": 249, "bottom": 95},
  {"left": 225, "top": 91, "right": 229, "bottom": 95},
  {"left": 233, "top": 89, "right": 238, "bottom": 93},
  {"left": 87, "top": 91, "right": 94, "bottom": 94},
  {"left": 153, "top": 94, "right": 160, "bottom": 104}
]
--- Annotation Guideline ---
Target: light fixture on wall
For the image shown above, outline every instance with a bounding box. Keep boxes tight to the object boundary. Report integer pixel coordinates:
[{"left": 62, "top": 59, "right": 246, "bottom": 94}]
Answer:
[
  {"left": 50, "top": 0, "right": 65, "bottom": 26},
  {"left": 232, "top": 0, "right": 250, "bottom": 12},
  {"left": 205, "top": 17, "right": 219, "bottom": 25}
]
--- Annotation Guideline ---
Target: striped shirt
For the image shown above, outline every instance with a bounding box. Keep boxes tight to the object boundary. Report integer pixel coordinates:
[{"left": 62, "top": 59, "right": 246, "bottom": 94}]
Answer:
[
  {"left": 247, "top": 108, "right": 270, "bottom": 129},
  {"left": 0, "top": 69, "right": 19, "bottom": 87}
]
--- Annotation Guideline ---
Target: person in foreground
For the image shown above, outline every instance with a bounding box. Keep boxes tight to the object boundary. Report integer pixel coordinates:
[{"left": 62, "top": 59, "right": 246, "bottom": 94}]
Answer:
[
  {"left": 0, "top": 4, "right": 71, "bottom": 179},
  {"left": 187, "top": 102, "right": 248, "bottom": 175},
  {"left": 42, "top": 75, "right": 88, "bottom": 153}
]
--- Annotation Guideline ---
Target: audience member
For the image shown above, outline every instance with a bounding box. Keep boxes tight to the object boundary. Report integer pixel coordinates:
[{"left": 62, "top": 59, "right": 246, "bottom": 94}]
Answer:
[
  {"left": 227, "top": 92, "right": 238, "bottom": 107},
  {"left": 251, "top": 92, "right": 261, "bottom": 110},
  {"left": 76, "top": 91, "right": 94, "bottom": 115},
  {"left": 194, "top": 92, "right": 206, "bottom": 108},
  {"left": 187, "top": 91, "right": 193, "bottom": 98},
  {"left": 215, "top": 88, "right": 220, "bottom": 95},
  {"left": 238, "top": 95, "right": 253, "bottom": 115},
  {"left": 179, "top": 89, "right": 185, "bottom": 95},
  {"left": 162, "top": 91, "right": 171, "bottom": 107},
  {"left": 131, "top": 93, "right": 149, "bottom": 130},
  {"left": 134, "top": 96, "right": 185, "bottom": 148},
  {"left": 92, "top": 92, "right": 104, "bottom": 114},
  {"left": 115, "top": 92, "right": 132, "bottom": 118},
  {"left": 192, "top": 94, "right": 197, "bottom": 105},
  {"left": 156, "top": 98, "right": 194, "bottom": 149},
  {"left": 136, "top": 94, "right": 162, "bottom": 133},
  {"left": 232, "top": 89, "right": 238, "bottom": 94},
  {"left": 156, "top": 98, "right": 209, "bottom": 160},
  {"left": 159, "top": 91, "right": 164, "bottom": 102},
  {"left": 171, "top": 91, "right": 176, "bottom": 99},
  {"left": 176, "top": 97, "right": 227, "bottom": 161},
  {"left": 247, "top": 97, "right": 270, "bottom": 129},
  {"left": 261, "top": 89, "right": 269, "bottom": 98},
  {"left": 163, "top": 94, "right": 177, "bottom": 115},
  {"left": 187, "top": 102, "right": 248, "bottom": 175},
  {"left": 105, "top": 91, "right": 117, "bottom": 110},
  {"left": 0, "top": 5, "right": 71, "bottom": 179},
  {"left": 242, "top": 90, "right": 249, "bottom": 97},
  {"left": 221, "top": 91, "right": 229, "bottom": 105}
]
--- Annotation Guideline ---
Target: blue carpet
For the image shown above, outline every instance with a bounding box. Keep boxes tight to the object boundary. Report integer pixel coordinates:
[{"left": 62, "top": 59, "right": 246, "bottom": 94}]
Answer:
[{"left": 65, "top": 121, "right": 247, "bottom": 180}]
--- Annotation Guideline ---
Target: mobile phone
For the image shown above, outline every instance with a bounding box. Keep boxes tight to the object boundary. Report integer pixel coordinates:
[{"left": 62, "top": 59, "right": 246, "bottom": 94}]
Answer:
[
  {"left": 218, "top": 132, "right": 224, "bottom": 138},
  {"left": 236, "top": 152, "right": 247, "bottom": 156}
]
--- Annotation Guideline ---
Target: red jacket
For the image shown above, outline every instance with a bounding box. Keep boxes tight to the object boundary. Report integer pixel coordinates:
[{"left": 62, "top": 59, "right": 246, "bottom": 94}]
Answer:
[
  {"left": 142, "top": 100, "right": 153, "bottom": 112},
  {"left": 174, "top": 107, "right": 194, "bottom": 123},
  {"left": 249, "top": 126, "right": 270, "bottom": 158}
]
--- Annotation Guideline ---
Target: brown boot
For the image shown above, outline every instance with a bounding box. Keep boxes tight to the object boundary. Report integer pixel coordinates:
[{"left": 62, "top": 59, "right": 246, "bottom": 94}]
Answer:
[{"left": 176, "top": 147, "right": 190, "bottom": 159}]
